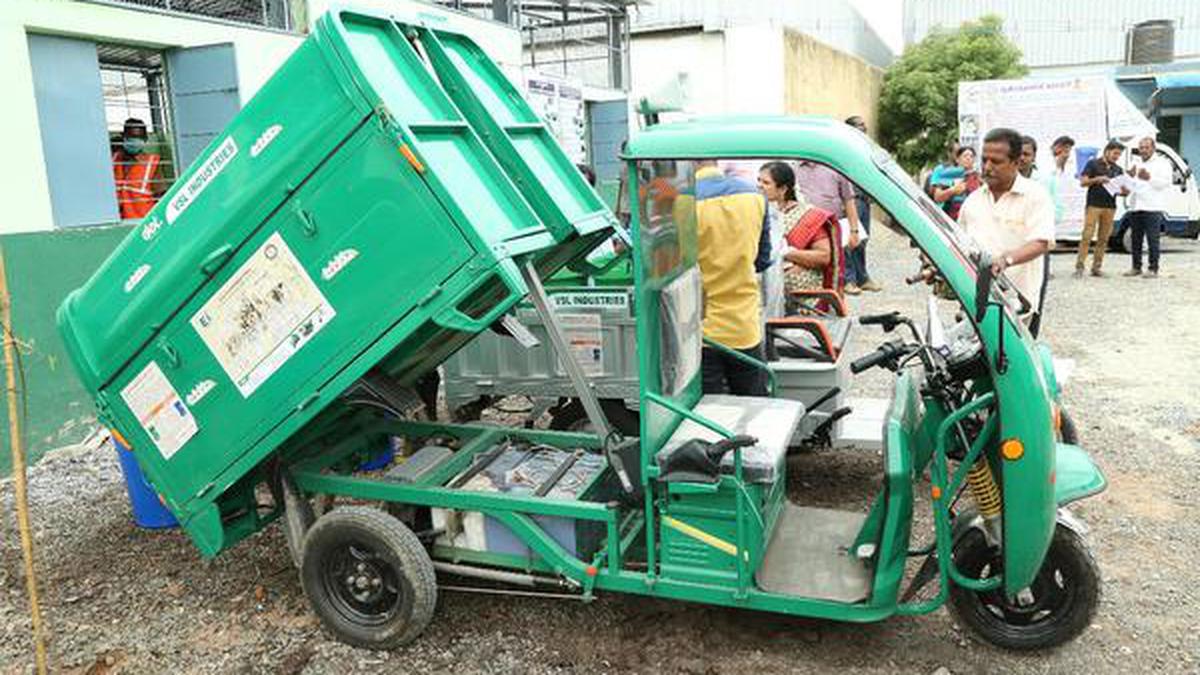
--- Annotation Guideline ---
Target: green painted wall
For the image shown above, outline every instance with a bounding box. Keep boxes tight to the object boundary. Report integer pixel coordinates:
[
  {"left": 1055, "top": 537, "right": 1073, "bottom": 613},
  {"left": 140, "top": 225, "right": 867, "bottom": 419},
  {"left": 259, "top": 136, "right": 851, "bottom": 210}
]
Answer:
[{"left": 0, "top": 224, "right": 132, "bottom": 476}]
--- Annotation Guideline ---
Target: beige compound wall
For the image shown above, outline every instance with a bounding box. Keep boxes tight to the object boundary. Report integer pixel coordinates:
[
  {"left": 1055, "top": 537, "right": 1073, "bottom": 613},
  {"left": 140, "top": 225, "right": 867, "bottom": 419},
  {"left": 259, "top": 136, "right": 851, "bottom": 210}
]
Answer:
[{"left": 783, "top": 29, "right": 883, "bottom": 135}]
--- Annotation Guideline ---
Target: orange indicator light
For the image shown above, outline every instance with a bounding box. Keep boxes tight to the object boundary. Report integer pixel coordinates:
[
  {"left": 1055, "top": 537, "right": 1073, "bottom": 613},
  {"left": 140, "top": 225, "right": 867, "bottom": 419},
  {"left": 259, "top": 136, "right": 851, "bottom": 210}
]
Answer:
[{"left": 1001, "top": 439, "right": 1025, "bottom": 461}]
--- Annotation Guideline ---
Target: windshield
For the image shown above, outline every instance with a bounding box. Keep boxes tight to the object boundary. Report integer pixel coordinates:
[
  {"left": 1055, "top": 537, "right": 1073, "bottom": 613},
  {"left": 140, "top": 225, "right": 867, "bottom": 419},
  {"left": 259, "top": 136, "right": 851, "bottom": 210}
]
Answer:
[
  {"left": 873, "top": 148, "right": 1030, "bottom": 323},
  {"left": 874, "top": 149, "right": 981, "bottom": 270}
]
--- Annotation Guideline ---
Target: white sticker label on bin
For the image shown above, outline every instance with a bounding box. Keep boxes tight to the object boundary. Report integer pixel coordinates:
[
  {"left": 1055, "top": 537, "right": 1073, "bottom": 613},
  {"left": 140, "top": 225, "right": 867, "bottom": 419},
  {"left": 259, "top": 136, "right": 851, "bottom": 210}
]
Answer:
[
  {"left": 190, "top": 232, "right": 335, "bottom": 397},
  {"left": 185, "top": 379, "right": 216, "bottom": 406},
  {"left": 120, "top": 361, "right": 198, "bottom": 460},
  {"left": 558, "top": 313, "right": 603, "bottom": 376},
  {"left": 251, "top": 124, "right": 282, "bottom": 158}
]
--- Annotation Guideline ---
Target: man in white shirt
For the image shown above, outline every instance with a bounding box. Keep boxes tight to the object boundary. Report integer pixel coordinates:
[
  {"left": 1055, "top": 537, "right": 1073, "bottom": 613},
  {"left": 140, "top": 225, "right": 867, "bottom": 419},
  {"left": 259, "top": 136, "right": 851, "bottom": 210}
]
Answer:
[
  {"left": 1124, "top": 136, "right": 1173, "bottom": 278},
  {"left": 958, "top": 128, "right": 1057, "bottom": 335}
]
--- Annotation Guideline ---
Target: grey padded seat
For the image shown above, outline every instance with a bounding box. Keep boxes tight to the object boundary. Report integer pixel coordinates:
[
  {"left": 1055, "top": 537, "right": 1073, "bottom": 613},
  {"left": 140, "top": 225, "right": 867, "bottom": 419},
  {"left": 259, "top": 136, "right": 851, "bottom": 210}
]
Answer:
[{"left": 656, "top": 394, "right": 804, "bottom": 484}]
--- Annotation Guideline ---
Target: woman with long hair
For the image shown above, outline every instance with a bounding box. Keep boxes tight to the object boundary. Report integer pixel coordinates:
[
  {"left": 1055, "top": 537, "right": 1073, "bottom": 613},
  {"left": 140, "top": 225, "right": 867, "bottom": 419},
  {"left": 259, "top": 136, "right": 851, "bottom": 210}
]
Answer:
[{"left": 758, "top": 161, "right": 843, "bottom": 313}]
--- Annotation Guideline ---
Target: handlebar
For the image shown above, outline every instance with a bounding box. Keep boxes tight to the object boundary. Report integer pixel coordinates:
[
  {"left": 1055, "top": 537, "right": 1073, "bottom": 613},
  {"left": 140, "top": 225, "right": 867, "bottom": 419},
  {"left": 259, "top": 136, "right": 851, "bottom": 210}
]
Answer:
[
  {"left": 851, "top": 342, "right": 901, "bottom": 374},
  {"left": 860, "top": 311, "right": 901, "bottom": 327}
]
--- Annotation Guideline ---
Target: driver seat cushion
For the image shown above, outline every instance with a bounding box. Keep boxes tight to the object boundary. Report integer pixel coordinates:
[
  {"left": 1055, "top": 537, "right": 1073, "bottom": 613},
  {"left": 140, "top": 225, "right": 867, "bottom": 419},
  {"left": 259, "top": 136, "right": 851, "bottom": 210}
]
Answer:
[{"left": 656, "top": 395, "right": 804, "bottom": 484}]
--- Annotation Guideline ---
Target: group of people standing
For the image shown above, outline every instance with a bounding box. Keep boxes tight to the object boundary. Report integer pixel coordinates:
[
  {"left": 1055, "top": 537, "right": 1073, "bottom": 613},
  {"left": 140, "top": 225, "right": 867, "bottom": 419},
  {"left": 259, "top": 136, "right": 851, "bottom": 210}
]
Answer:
[
  {"left": 692, "top": 117, "right": 1177, "bottom": 396},
  {"left": 927, "top": 130, "right": 1174, "bottom": 282},
  {"left": 1077, "top": 136, "right": 1173, "bottom": 278}
]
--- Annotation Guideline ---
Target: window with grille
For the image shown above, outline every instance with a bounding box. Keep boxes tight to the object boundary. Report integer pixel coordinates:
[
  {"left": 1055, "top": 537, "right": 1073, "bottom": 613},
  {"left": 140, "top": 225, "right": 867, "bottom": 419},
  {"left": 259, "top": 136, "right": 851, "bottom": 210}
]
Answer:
[
  {"left": 28, "top": 33, "right": 240, "bottom": 227},
  {"left": 100, "top": 44, "right": 178, "bottom": 217}
]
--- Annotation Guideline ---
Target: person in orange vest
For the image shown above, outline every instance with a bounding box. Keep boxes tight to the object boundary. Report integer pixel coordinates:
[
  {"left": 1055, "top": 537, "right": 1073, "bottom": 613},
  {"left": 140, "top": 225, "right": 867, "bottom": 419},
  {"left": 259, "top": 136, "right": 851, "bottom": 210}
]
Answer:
[{"left": 112, "top": 118, "right": 161, "bottom": 220}]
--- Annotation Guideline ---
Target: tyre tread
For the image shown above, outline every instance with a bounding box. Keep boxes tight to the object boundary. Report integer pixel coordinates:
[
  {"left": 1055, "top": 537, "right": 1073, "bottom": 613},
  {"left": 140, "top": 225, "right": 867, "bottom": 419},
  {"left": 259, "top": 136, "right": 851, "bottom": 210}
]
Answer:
[
  {"left": 301, "top": 506, "right": 437, "bottom": 649},
  {"left": 949, "top": 523, "right": 1100, "bottom": 651}
]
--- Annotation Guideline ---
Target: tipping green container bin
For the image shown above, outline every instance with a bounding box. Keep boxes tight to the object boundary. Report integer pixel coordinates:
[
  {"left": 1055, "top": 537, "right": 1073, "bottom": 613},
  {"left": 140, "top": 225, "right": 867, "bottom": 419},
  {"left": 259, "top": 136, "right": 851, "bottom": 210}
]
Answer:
[{"left": 56, "top": 6, "right": 616, "bottom": 556}]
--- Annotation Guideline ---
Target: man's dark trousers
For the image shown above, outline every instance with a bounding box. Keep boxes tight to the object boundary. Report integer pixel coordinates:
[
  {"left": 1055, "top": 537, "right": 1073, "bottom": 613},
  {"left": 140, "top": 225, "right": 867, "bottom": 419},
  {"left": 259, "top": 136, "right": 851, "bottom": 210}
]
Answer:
[
  {"left": 701, "top": 343, "right": 768, "bottom": 396},
  {"left": 1128, "top": 210, "right": 1163, "bottom": 272}
]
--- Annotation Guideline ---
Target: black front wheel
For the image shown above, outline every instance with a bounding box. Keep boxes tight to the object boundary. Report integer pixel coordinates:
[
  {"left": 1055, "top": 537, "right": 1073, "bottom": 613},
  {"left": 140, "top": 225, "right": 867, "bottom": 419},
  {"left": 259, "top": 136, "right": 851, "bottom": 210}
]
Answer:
[
  {"left": 301, "top": 507, "right": 437, "bottom": 649},
  {"left": 949, "top": 523, "right": 1100, "bottom": 651}
]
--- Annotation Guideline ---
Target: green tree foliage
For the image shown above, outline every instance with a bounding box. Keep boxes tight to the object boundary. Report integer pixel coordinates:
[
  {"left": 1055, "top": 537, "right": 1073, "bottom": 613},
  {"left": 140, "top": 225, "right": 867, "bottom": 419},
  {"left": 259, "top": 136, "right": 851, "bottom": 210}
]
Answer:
[{"left": 879, "top": 15, "right": 1026, "bottom": 173}]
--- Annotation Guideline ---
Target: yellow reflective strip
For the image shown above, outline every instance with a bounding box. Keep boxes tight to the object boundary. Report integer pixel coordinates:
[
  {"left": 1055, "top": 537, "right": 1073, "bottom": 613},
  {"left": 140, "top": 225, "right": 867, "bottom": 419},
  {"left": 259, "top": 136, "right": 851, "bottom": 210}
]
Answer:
[
  {"left": 662, "top": 516, "right": 738, "bottom": 557},
  {"left": 139, "top": 155, "right": 158, "bottom": 193}
]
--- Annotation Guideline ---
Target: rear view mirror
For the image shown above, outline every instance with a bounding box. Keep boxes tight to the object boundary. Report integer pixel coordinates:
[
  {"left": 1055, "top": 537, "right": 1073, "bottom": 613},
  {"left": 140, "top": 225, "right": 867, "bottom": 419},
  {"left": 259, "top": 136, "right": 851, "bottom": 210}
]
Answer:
[{"left": 974, "top": 252, "right": 994, "bottom": 323}]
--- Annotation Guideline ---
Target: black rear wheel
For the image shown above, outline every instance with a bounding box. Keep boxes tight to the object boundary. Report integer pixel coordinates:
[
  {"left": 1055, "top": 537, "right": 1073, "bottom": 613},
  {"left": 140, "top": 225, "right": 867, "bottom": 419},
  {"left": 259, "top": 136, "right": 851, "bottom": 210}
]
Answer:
[
  {"left": 949, "top": 523, "right": 1100, "bottom": 651},
  {"left": 301, "top": 507, "right": 436, "bottom": 649}
]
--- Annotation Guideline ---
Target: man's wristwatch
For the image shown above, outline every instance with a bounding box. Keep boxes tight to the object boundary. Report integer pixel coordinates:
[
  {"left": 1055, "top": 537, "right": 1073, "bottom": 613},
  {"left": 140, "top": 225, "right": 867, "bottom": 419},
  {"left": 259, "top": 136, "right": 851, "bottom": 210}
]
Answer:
[{"left": 1003, "top": 254, "right": 1015, "bottom": 269}]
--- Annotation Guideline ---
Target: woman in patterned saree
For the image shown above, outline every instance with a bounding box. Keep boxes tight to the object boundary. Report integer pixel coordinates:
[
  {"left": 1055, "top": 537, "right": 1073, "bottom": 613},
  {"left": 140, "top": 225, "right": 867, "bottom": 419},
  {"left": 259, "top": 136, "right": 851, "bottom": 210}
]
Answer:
[{"left": 758, "top": 161, "right": 844, "bottom": 314}]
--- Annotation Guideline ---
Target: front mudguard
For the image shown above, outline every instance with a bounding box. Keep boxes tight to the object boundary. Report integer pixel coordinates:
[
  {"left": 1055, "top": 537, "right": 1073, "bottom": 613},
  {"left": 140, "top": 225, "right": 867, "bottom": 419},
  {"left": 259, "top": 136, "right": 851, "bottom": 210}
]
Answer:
[
  {"left": 951, "top": 442, "right": 1104, "bottom": 563},
  {"left": 1054, "top": 442, "right": 1106, "bottom": 506}
]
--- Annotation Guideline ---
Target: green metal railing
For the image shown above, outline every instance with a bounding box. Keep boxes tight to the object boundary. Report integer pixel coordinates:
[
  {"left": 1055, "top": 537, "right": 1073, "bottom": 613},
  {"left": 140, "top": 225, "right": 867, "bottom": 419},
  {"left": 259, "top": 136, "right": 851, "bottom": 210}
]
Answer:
[
  {"left": 898, "top": 392, "right": 1001, "bottom": 616},
  {"left": 702, "top": 338, "right": 778, "bottom": 396},
  {"left": 643, "top": 391, "right": 759, "bottom": 597}
]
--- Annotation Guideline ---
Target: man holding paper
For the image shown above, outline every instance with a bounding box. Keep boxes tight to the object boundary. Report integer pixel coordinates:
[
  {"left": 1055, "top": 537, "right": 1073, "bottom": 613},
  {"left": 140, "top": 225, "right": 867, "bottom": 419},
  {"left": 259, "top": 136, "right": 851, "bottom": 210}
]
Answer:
[
  {"left": 1077, "top": 140, "right": 1127, "bottom": 277},
  {"left": 1124, "top": 137, "right": 1173, "bottom": 278}
]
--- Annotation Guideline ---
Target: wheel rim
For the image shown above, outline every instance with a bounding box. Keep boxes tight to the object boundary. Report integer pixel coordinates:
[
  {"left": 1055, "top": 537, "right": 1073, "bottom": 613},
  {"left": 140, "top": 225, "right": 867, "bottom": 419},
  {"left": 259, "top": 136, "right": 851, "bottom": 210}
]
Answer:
[
  {"left": 957, "top": 536, "right": 1076, "bottom": 629},
  {"left": 320, "top": 540, "right": 404, "bottom": 627}
]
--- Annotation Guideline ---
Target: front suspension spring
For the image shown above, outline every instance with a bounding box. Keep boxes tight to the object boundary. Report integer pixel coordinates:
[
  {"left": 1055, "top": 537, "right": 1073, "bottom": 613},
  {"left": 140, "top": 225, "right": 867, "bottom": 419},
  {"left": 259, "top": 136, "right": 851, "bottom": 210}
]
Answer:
[{"left": 965, "top": 459, "right": 1002, "bottom": 519}]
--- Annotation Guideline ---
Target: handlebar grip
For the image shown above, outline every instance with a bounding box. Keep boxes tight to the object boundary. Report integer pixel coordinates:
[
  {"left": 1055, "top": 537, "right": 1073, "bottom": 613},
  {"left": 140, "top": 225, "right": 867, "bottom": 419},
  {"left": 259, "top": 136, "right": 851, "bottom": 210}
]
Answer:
[
  {"left": 860, "top": 311, "right": 901, "bottom": 326},
  {"left": 850, "top": 345, "right": 894, "bottom": 374},
  {"left": 706, "top": 434, "right": 758, "bottom": 461}
]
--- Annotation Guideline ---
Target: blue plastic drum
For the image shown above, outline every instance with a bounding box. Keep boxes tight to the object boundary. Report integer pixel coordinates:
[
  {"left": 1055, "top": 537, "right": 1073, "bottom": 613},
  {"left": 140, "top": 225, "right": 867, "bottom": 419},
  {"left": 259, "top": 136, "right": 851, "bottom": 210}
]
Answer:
[{"left": 112, "top": 434, "right": 178, "bottom": 529}]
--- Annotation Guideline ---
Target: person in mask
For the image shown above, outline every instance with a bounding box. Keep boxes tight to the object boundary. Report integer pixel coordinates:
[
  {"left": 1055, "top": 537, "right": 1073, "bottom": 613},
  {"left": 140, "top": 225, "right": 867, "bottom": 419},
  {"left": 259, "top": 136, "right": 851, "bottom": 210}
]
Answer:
[{"left": 112, "top": 118, "right": 161, "bottom": 220}]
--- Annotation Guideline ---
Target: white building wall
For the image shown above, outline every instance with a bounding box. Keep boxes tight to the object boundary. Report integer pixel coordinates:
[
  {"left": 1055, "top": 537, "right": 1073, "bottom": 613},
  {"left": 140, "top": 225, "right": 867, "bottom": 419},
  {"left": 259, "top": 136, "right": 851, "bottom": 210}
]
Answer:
[
  {"left": 903, "top": 0, "right": 1200, "bottom": 69},
  {"left": 629, "top": 25, "right": 785, "bottom": 118},
  {"left": 1, "top": 0, "right": 522, "bottom": 234},
  {"left": 1, "top": 0, "right": 305, "bottom": 233},
  {"left": 631, "top": 0, "right": 893, "bottom": 68}
]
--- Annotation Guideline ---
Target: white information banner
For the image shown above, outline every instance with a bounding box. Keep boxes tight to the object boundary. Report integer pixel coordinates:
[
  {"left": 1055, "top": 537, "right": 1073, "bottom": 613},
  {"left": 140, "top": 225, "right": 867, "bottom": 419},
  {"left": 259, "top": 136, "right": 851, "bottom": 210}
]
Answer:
[
  {"left": 958, "top": 77, "right": 1113, "bottom": 239},
  {"left": 524, "top": 70, "right": 587, "bottom": 165}
]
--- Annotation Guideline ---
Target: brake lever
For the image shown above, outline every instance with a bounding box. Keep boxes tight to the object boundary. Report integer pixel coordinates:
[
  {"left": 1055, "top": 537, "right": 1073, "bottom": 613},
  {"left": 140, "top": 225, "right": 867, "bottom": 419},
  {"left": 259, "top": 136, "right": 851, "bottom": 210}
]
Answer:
[{"left": 603, "top": 432, "right": 637, "bottom": 495}]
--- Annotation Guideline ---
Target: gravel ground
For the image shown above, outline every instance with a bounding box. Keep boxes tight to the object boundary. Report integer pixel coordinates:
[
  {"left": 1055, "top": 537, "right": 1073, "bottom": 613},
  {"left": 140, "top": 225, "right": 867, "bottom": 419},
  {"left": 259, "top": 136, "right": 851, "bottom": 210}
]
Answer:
[{"left": 3, "top": 223, "right": 1199, "bottom": 674}]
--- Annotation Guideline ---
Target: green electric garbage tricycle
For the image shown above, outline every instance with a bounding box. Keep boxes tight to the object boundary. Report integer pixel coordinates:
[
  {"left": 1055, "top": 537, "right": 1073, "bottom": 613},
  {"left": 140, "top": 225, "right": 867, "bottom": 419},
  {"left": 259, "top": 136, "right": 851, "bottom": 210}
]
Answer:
[{"left": 58, "top": 6, "right": 1105, "bottom": 654}]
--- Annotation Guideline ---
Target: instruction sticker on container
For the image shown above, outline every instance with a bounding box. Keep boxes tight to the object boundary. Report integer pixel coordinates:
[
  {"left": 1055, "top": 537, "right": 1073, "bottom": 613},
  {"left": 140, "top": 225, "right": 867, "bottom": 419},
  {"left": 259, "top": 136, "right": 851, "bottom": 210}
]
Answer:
[
  {"left": 558, "top": 313, "right": 603, "bottom": 375},
  {"left": 191, "top": 232, "right": 335, "bottom": 397},
  {"left": 120, "top": 361, "right": 198, "bottom": 460}
]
